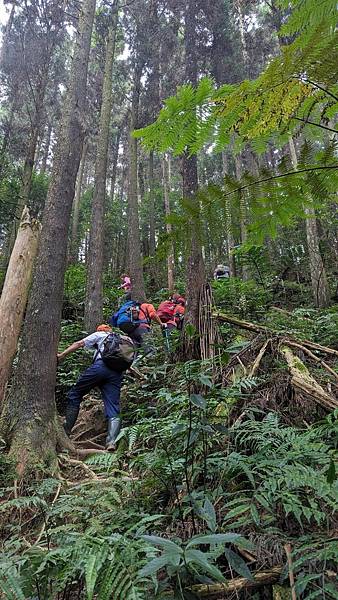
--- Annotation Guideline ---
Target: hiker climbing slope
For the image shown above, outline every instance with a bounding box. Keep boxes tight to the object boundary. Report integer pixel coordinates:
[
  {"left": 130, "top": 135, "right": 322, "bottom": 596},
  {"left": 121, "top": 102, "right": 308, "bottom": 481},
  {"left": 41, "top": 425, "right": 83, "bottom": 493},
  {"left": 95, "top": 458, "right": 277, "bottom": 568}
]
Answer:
[
  {"left": 111, "top": 299, "right": 164, "bottom": 355},
  {"left": 157, "top": 294, "right": 185, "bottom": 332},
  {"left": 57, "top": 324, "right": 135, "bottom": 451}
]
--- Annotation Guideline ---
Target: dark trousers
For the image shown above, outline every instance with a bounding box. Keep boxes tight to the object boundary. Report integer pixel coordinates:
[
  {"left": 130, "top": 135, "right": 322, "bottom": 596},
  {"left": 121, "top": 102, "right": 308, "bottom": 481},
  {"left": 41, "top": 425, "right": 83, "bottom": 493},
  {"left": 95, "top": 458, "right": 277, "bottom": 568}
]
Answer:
[{"left": 67, "top": 359, "right": 123, "bottom": 418}]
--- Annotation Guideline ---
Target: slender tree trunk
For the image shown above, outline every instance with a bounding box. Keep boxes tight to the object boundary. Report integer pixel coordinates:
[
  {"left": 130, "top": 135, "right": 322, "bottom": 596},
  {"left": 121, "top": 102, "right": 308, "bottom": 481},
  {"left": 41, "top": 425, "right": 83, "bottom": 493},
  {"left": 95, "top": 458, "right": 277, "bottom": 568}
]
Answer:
[
  {"left": 0, "top": 207, "right": 41, "bottom": 409},
  {"left": 288, "top": 136, "right": 330, "bottom": 308},
  {"left": 222, "top": 151, "right": 236, "bottom": 276},
  {"left": 2, "top": 0, "right": 96, "bottom": 473},
  {"left": 162, "top": 152, "right": 174, "bottom": 291},
  {"left": 182, "top": 0, "right": 205, "bottom": 357},
  {"left": 85, "top": 2, "right": 119, "bottom": 330},
  {"left": 0, "top": 3, "right": 16, "bottom": 68},
  {"left": 70, "top": 139, "right": 88, "bottom": 263},
  {"left": 128, "top": 59, "right": 146, "bottom": 301},
  {"left": 40, "top": 120, "right": 53, "bottom": 173},
  {"left": 235, "top": 154, "right": 250, "bottom": 280},
  {"left": 5, "top": 72, "right": 49, "bottom": 264},
  {"left": 148, "top": 151, "right": 156, "bottom": 257},
  {"left": 110, "top": 130, "right": 120, "bottom": 201}
]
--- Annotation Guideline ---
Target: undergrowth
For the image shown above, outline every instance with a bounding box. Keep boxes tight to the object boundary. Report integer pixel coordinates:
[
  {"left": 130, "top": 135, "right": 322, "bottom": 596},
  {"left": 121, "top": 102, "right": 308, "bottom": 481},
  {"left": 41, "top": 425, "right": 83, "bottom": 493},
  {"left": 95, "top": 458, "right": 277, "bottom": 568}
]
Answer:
[{"left": 1, "top": 283, "right": 337, "bottom": 599}]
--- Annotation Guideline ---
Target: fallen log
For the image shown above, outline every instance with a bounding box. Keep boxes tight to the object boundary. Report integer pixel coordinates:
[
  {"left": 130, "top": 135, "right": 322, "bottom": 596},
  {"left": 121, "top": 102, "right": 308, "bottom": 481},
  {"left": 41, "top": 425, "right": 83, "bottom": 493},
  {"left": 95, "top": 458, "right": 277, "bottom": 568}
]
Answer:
[
  {"left": 189, "top": 566, "right": 283, "bottom": 597},
  {"left": 280, "top": 346, "right": 338, "bottom": 410},
  {"left": 215, "top": 312, "right": 338, "bottom": 357}
]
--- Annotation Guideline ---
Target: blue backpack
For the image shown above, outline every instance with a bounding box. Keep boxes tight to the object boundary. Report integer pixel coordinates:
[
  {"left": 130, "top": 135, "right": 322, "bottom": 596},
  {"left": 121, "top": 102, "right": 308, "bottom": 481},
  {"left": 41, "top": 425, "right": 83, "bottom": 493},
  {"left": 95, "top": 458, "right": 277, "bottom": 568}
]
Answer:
[{"left": 110, "top": 301, "right": 150, "bottom": 334}]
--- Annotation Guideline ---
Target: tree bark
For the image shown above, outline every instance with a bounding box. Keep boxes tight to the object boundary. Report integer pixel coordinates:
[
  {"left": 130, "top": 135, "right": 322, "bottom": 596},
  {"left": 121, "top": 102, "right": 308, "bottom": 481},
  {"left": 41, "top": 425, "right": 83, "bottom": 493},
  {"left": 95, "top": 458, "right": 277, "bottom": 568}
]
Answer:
[
  {"left": 128, "top": 58, "right": 146, "bottom": 301},
  {"left": 182, "top": 0, "right": 205, "bottom": 358},
  {"left": 2, "top": 0, "right": 96, "bottom": 474},
  {"left": 222, "top": 150, "right": 236, "bottom": 276},
  {"left": 148, "top": 150, "right": 156, "bottom": 257},
  {"left": 40, "top": 120, "right": 53, "bottom": 173},
  {"left": 69, "top": 139, "right": 88, "bottom": 263},
  {"left": 288, "top": 136, "right": 330, "bottom": 308},
  {"left": 0, "top": 207, "right": 41, "bottom": 409},
  {"left": 85, "top": 2, "right": 119, "bottom": 330},
  {"left": 162, "top": 153, "right": 174, "bottom": 291},
  {"left": 235, "top": 154, "right": 250, "bottom": 281},
  {"left": 5, "top": 70, "right": 49, "bottom": 264}
]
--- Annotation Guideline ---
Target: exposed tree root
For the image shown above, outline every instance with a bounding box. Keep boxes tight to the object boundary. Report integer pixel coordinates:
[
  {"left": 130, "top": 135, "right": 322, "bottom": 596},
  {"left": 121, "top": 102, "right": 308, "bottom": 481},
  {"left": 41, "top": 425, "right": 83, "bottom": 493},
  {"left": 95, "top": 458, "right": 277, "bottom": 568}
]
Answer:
[
  {"left": 59, "top": 455, "right": 98, "bottom": 479},
  {"left": 189, "top": 566, "right": 283, "bottom": 597}
]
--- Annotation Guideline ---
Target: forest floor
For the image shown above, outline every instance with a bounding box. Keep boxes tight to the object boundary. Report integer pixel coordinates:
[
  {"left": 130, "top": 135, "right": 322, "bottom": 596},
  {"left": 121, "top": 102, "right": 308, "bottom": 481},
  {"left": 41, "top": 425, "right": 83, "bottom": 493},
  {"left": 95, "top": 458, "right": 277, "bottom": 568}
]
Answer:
[{"left": 1, "top": 285, "right": 338, "bottom": 599}]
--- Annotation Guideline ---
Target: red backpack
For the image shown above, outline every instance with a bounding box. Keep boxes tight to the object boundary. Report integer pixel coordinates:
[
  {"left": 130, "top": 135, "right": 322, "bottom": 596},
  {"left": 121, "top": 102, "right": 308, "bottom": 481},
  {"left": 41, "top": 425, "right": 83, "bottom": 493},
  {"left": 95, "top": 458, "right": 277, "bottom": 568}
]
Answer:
[{"left": 157, "top": 301, "right": 177, "bottom": 323}]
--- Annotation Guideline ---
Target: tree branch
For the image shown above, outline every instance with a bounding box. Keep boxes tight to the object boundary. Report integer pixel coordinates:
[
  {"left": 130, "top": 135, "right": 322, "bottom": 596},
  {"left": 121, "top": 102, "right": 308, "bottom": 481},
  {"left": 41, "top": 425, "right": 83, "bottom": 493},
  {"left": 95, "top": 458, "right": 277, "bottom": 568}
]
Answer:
[
  {"left": 292, "top": 117, "right": 337, "bottom": 134},
  {"left": 222, "top": 165, "right": 338, "bottom": 198}
]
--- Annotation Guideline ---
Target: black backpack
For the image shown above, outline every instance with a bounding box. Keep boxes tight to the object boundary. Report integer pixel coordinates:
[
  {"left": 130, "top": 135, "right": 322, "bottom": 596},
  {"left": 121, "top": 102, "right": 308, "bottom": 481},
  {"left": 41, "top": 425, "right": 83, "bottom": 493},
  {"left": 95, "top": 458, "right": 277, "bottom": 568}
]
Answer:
[{"left": 97, "top": 333, "right": 136, "bottom": 372}]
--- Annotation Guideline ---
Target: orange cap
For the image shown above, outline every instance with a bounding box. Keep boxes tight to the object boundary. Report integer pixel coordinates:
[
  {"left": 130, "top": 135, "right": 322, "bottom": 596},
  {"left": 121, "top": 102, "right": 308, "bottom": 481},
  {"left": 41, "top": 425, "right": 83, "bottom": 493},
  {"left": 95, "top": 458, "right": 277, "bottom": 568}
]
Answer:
[{"left": 96, "top": 324, "right": 112, "bottom": 332}]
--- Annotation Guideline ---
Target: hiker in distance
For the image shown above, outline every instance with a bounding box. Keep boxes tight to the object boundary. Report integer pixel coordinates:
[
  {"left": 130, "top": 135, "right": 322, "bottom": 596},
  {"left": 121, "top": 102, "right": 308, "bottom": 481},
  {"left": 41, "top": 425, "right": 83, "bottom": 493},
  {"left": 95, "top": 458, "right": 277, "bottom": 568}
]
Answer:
[
  {"left": 119, "top": 273, "right": 132, "bottom": 303},
  {"left": 213, "top": 264, "right": 230, "bottom": 280},
  {"left": 57, "top": 324, "right": 135, "bottom": 451}
]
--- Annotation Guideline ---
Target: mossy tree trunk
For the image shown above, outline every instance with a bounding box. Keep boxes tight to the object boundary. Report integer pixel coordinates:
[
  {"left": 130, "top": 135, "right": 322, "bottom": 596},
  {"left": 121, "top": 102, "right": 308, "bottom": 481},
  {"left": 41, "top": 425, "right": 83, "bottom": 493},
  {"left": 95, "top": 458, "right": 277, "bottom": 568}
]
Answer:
[{"left": 1, "top": 0, "right": 96, "bottom": 475}]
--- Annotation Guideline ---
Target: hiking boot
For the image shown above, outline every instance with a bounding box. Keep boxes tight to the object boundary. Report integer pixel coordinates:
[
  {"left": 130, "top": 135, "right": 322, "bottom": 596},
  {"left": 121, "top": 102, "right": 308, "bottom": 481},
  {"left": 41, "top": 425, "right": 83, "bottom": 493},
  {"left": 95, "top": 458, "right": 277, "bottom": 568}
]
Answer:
[
  {"left": 106, "top": 417, "right": 121, "bottom": 451},
  {"left": 63, "top": 404, "right": 80, "bottom": 436}
]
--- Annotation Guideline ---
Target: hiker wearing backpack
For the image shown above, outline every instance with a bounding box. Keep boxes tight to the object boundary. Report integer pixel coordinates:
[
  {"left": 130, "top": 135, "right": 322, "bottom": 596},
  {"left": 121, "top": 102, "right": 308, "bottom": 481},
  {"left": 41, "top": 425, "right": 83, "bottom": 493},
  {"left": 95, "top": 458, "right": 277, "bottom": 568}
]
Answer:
[
  {"left": 156, "top": 294, "right": 186, "bottom": 332},
  {"left": 213, "top": 264, "right": 230, "bottom": 280},
  {"left": 57, "top": 324, "right": 135, "bottom": 451},
  {"left": 110, "top": 300, "right": 164, "bottom": 354},
  {"left": 118, "top": 273, "right": 132, "bottom": 303}
]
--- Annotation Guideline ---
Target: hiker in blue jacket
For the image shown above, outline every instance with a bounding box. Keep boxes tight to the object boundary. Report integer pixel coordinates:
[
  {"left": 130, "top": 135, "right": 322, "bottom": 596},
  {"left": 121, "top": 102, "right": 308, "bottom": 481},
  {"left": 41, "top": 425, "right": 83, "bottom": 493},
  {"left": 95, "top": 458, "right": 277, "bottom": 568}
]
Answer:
[{"left": 110, "top": 300, "right": 164, "bottom": 357}]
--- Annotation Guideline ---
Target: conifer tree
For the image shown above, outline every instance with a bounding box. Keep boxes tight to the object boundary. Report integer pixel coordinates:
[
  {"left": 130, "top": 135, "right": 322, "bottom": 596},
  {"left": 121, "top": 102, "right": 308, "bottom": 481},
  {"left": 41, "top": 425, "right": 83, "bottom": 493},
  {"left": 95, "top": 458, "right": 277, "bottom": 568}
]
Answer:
[{"left": 1, "top": 0, "right": 97, "bottom": 473}]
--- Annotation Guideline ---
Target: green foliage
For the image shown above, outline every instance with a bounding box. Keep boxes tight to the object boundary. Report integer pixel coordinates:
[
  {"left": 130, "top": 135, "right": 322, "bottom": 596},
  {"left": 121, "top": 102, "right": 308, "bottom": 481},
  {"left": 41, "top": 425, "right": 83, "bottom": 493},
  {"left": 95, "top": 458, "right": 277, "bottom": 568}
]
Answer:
[
  {"left": 212, "top": 277, "right": 272, "bottom": 318},
  {"left": 135, "top": 1, "right": 337, "bottom": 155}
]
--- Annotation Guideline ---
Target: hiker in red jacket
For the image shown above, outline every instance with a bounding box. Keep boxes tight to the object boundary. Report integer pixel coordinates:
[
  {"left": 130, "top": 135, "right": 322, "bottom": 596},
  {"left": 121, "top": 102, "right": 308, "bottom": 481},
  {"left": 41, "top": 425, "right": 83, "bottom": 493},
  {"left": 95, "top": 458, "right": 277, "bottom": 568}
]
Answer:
[{"left": 156, "top": 294, "right": 185, "bottom": 332}]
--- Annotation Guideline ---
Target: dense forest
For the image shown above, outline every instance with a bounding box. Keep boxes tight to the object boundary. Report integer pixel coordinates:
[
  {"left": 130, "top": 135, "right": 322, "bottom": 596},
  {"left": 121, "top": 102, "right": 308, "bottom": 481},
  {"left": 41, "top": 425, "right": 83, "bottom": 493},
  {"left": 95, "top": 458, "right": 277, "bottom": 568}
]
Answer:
[{"left": 0, "top": 0, "right": 337, "bottom": 598}]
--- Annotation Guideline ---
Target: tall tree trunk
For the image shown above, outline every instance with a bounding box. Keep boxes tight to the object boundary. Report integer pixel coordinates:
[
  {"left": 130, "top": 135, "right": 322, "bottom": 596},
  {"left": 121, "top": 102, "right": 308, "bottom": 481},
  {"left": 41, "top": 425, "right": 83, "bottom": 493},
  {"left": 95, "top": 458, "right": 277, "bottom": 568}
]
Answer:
[
  {"left": 5, "top": 71, "right": 49, "bottom": 264},
  {"left": 70, "top": 139, "right": 88, "bottom": 263},
  {"left": 2, "top": 0, "right": 96, "bottom": 473},
  {"left": 288, "top": 136, "right": 330, "bottom": 308},
  {"left": 235, "top": 154, "right": 250, "bottom": 281},
  {"left": 222, "top": 151, "right": 236, "bottom": 276},
  {"left": 110, "top": 130, "right": 120, "bottom": 201},
  {"left": 162, "top": 153, "right": 174, "bottom": 291},
  {"left": 0, "top": 207, "right": 40, "bottom": 409},
  {"left": 40, "top": 120, "right": 53, "bottom": 173},
  {"left": 85, "top": 2, "right": 119, "bottom": 330},
  {"left": 148, "top": 151, "right": 156, "bottom": 257},
  {"left": 182, "top": 0, "right": 205, "bottom": 357},
  {"left": 128, "top": 59, "right": 146, "bottom": 301},
  {"left": 0, "top": 3, "right": 16, "bottom": 68}
]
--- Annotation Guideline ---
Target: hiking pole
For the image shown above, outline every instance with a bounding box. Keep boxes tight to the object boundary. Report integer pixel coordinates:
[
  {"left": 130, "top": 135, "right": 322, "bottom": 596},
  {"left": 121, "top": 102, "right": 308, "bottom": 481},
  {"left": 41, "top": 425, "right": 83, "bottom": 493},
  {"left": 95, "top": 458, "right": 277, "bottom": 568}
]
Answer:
[{"left": 162, "top": 325, "right": 171, "bottom": 353}]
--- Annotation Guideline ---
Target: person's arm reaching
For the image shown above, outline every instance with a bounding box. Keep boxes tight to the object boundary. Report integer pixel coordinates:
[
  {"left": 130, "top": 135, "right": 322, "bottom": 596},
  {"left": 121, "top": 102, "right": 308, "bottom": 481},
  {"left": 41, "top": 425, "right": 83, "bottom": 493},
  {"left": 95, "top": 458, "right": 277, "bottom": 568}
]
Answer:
[
  {"left": 143, "top": 303, "right": 163, "bottom": 327},
  {"left": 57, "top": 339, "right": 85, "bottom": 363}
]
